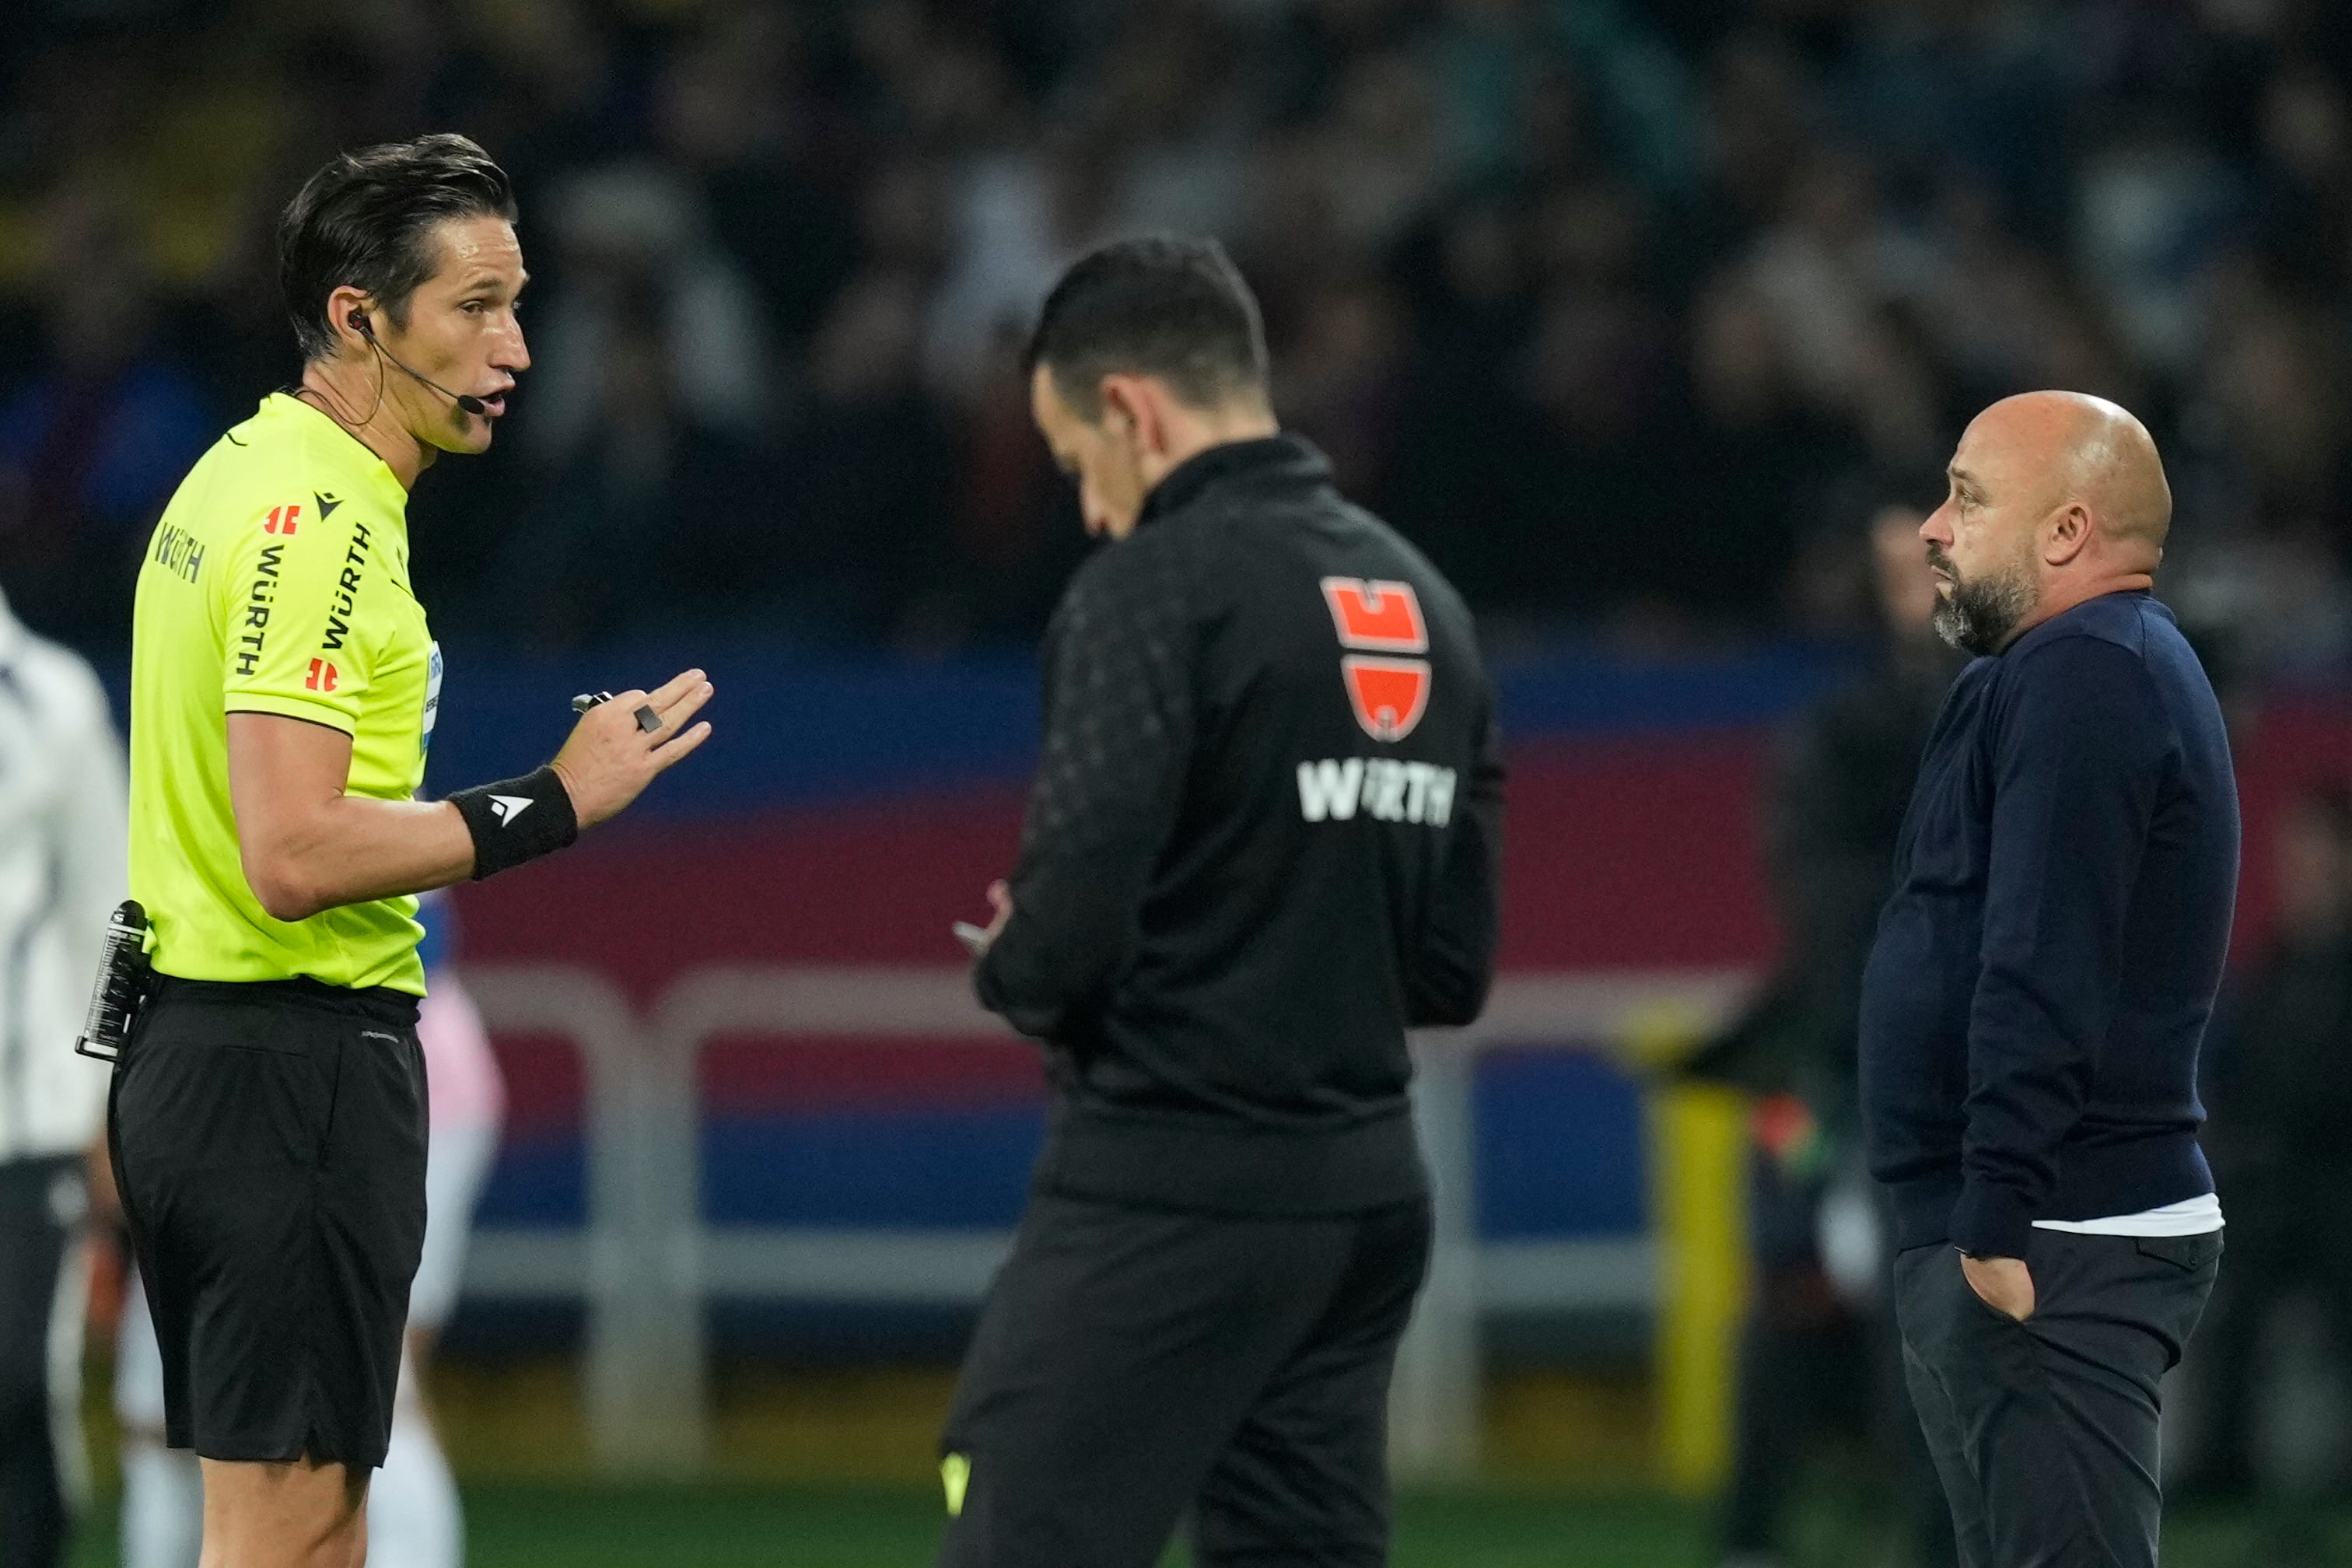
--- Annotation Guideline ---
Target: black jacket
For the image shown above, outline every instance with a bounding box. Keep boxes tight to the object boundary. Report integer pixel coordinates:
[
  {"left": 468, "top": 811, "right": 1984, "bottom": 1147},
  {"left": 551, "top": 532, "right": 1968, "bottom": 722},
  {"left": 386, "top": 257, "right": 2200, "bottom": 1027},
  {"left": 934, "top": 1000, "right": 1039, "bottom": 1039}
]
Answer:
[{"left": 977, "top": 436, "right": 1504, "bottom": 1215}]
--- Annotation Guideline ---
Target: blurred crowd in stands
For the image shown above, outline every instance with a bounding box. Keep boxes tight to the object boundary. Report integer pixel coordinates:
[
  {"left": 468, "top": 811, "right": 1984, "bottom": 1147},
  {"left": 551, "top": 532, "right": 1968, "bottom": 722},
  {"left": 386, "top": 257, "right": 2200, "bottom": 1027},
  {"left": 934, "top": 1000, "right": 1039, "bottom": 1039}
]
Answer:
[{"left": 3, "top": 0, "right": 2352, "bottom": 663}]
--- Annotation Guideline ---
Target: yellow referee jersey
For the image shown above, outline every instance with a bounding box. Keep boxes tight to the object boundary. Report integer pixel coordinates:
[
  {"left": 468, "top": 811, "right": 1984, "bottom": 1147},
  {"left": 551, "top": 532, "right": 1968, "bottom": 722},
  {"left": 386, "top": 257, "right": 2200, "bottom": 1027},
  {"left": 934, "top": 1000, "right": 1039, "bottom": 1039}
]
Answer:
[{"left": 129, "top": 394, "right": 439, "bottom": 996}]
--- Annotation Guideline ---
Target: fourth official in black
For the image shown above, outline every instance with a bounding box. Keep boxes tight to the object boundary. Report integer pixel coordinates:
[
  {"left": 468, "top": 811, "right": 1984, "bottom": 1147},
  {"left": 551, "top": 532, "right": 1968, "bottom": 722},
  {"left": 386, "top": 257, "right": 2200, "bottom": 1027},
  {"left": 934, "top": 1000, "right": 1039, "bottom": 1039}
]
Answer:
[{"left": 943, "top": 236, "right": 1504, "bottom": 1566}]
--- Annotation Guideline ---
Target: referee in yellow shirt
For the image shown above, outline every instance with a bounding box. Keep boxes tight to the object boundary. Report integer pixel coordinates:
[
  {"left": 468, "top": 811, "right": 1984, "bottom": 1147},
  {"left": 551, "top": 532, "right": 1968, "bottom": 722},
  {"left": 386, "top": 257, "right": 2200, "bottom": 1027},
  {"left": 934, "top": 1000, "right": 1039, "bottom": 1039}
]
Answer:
[{"left": 113, "top": 134, "right": 712, "bottom": 1568}]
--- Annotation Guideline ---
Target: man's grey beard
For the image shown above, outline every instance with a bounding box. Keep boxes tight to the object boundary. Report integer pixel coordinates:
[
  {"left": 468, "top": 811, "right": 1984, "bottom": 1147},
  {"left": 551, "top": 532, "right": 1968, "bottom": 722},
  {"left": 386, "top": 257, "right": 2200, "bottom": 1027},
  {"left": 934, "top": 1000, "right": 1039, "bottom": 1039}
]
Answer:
[{"left": 1932, "top": 562, "right": 2037, "bottom": 656}]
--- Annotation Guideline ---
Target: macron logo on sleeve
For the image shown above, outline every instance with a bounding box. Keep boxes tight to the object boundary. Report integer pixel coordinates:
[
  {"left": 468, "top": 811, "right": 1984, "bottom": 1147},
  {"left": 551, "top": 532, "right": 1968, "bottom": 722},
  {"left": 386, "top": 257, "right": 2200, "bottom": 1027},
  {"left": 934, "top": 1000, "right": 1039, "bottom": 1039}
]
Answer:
[{"left": 488, "top": 795, "right": 534, "bottom": 825}]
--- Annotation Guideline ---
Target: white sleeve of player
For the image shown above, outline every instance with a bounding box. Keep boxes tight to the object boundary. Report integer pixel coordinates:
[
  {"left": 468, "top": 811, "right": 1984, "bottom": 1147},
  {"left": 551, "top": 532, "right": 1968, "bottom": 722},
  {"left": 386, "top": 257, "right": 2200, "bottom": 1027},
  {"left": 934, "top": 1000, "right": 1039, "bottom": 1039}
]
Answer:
[{"left": 54, "top": 656, "right": 128, "bottom": 1142}]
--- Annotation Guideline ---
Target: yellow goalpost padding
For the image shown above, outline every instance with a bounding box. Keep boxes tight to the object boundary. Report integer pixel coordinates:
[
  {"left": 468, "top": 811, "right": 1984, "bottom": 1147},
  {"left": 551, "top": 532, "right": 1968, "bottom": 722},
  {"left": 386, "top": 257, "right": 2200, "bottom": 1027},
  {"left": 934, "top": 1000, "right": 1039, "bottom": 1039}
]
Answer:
[{"left": 1635, "top": 1008, "right": 1749, "bottom": 1496}]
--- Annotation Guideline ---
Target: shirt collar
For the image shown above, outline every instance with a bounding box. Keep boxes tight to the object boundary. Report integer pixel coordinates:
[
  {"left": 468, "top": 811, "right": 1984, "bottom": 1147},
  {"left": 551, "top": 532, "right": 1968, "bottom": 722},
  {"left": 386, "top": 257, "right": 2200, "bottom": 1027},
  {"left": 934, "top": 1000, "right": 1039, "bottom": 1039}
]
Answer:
[
  {"left": 266, "top": 393, "right": 411, "bottom": 510},
  {"left": 1136, "top": 433, "right": 1333, "bottom": 530},
  {"left": 2004, "top": 587, "right": 2162, "bottom": 659}
]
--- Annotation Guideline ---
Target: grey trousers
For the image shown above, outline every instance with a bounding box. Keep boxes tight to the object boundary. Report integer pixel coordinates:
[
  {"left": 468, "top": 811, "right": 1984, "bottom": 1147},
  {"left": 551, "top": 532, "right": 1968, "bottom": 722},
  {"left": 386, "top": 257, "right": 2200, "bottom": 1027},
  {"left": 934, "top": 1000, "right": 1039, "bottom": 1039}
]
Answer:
[{"left": 1895, "top": 1227, "right": 2223, "bottom": 1568}]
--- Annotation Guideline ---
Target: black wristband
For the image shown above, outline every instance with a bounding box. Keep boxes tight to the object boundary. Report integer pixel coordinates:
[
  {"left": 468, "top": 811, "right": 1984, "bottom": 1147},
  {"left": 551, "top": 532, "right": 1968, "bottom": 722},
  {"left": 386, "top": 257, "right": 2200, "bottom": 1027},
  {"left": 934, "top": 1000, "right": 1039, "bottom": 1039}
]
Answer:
[{"left": 446, "top": 765, "right": 579, "bottom": 880}]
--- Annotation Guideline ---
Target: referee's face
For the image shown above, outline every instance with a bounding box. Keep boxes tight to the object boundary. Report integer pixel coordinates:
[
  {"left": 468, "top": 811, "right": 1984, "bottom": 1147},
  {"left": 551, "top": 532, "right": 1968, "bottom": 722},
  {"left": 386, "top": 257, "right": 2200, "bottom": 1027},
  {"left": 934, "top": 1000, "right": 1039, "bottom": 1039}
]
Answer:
[
  {"left": 382, "top": 215, "right": 530, "bottom": 454},
  {"left": 1031, "top": 365, "right": 1146, "bottom": 541}
]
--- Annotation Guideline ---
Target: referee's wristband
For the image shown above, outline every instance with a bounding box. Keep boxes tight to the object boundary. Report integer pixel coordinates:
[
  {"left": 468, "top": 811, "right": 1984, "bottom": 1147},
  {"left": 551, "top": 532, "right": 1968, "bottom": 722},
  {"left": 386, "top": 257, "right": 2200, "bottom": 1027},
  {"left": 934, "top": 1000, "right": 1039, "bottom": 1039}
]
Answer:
[{"left": 446, "top": 766, "right": 579, "bottom": 880}]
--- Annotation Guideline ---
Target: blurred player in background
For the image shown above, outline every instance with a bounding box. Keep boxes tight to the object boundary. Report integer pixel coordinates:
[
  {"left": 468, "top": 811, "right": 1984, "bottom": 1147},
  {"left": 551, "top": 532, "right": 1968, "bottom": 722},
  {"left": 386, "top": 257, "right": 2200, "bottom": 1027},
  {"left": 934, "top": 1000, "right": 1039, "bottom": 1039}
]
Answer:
[
  {"left": 1696, "top": 501, "right": 1961, "bottom": 1568},
  {"left": 379, "top": 894, "right": 506, "bottom": 1565},
  {"left": 943, "top": 236, "right": 1505, "bottom": 1566},
  {"left": 117, "top": 891, "right": 506, "bottom": 1568},
  {"left": 2186, "top": 782, "right": 2352, "bottom": 1533},
  {"left": 0, "top": 586, "right": 127, "bottom": 1568}
]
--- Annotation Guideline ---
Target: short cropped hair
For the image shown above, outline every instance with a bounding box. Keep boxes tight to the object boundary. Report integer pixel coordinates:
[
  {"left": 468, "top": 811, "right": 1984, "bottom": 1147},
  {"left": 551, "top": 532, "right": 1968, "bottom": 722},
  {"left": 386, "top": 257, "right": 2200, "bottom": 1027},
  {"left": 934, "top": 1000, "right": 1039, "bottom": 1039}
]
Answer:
[
  {"left": 1023, "top": 235, "right": 1270, "bottom": 418},
  {"left": 278, "top": 134, "right": 519, "bottom": 363}
]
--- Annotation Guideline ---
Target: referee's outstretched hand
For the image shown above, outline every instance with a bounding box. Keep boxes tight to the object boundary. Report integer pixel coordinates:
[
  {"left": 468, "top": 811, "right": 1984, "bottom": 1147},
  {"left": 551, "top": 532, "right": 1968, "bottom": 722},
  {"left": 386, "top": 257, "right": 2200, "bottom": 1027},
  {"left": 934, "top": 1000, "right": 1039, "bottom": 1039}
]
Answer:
[{"left": 551, "top": 668, "right": 715, "bottom": 829}]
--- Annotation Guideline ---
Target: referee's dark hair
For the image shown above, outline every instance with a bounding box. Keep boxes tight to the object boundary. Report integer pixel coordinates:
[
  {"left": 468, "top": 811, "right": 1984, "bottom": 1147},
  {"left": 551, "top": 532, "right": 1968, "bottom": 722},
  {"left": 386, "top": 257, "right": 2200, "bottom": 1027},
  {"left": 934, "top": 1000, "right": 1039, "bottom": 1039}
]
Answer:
[
  {"left": 1024, "top": 235, "right": 1270, "bottom": 418},
  {"left": 278, "top": 134, "right": 519, "bottom": 362}
]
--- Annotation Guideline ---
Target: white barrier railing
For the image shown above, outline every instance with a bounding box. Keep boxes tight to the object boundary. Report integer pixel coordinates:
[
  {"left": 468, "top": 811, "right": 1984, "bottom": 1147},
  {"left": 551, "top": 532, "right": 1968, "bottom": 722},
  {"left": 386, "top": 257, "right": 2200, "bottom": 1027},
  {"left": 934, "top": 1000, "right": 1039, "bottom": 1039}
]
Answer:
[{"left": 458, "top": 964, "right": 1750, "bottom": 1478}]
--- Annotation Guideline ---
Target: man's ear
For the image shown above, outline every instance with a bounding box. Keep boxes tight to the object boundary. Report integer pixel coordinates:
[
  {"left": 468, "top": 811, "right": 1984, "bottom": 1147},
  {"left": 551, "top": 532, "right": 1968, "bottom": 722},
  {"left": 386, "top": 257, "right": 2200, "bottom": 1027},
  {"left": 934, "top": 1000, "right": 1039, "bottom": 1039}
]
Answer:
[
  {"left": 1098, "top": 374, "right": 1164, "bottom": 454},
  {"left": 327, "top": 285, "right": 374, "bottom": 353},
  {"left": 2044, "top": 502, "right": 2092, "bottom": 566}
]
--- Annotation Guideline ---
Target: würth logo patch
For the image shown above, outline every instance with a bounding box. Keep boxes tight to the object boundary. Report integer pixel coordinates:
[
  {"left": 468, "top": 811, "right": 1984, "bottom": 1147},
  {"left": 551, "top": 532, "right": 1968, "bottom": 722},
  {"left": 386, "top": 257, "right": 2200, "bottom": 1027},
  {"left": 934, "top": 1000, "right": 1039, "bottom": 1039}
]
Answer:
[
  {"left": 1320, "top": 579, "right": 1428, "bottom": 652},
  {"left": 1320, "top": 577, "right": 1431, "bottom": 741},
  {"left": 264, "top": 503, "right": 301, "bottom": 535},
  {"left": 1340, "top": 656, "right": 1431, "bottom": 742},
  {"left": 305, "top": 658, "right": 338, "bottom": 693}
]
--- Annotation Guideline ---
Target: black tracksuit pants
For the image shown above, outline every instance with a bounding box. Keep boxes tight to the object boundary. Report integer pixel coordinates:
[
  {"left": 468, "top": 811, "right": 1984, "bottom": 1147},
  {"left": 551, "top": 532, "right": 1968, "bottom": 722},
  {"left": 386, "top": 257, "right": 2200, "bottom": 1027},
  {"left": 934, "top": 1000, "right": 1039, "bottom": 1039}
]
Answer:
[
  {"left": 938, "top": 1192, "right": 1432, "bottom": 1568},
  {"left": 0, "top": 1153, "right": 86, "bottom": 1568},
  {"left": 1895, "top": 1228, "right": 2223, "bottom": 1568}
]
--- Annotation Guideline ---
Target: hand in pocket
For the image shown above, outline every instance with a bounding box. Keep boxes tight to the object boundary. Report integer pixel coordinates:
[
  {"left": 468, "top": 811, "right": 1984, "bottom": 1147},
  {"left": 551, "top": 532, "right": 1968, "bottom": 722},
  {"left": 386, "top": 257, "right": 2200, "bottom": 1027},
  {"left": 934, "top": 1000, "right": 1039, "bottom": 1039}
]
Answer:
[{"left": 1962, "top": 1252, "right": 2036, "bottom": 1321}]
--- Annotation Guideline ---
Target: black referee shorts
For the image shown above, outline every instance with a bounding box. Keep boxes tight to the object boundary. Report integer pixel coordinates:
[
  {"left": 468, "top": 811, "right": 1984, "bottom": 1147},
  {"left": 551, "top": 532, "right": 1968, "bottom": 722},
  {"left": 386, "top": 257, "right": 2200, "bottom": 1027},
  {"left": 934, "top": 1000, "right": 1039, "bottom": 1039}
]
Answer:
[
  {"left": 110, "top": 976, "right": 426, "bottom": 1471},
  {"left": 938, "top": 1192, "right": 1432, "bottom": 1568}
]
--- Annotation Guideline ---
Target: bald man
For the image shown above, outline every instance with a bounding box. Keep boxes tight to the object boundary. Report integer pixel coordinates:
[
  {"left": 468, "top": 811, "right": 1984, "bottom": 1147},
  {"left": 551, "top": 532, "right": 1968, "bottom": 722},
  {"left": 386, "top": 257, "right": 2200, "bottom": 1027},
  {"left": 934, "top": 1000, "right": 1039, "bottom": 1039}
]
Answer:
[{"left": 1859, "top": 392, "right": 2238, "bottom": 1568}]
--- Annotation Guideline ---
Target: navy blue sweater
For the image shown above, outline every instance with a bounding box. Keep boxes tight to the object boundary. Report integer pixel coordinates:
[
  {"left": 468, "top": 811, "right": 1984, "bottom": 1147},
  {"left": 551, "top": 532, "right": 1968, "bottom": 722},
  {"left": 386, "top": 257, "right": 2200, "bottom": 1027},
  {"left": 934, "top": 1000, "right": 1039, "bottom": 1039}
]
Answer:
[{"left": 1858, "top": 592, "right": 2239, "bottom": 1258}]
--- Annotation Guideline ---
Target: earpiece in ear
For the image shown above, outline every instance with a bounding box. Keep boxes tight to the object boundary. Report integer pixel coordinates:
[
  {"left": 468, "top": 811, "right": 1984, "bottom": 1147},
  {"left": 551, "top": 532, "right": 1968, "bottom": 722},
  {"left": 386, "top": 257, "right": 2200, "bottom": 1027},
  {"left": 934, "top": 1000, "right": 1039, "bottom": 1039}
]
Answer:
[{"left": 351, "top": 310, "right": 372, "bottom": 338}]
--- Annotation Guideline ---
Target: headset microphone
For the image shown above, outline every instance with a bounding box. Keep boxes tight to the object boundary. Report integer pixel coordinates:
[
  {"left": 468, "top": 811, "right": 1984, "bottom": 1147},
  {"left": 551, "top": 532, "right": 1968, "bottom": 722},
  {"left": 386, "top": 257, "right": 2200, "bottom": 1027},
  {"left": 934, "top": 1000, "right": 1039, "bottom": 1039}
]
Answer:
[{"left": 352, "top": 314, "right": 489, "bottom": 417}]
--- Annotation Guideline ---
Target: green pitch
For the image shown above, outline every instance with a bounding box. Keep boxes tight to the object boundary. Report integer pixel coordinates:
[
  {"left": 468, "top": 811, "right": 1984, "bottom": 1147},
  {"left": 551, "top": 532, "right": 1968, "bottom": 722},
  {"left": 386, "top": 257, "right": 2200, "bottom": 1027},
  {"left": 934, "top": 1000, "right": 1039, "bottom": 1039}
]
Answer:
[
  {"left": 460, "top": 1486, "right": 1704, "bottom": 1566},
  {"left": 65, "top": 1483, "right": 2340, "bottom": 1566},
  {"left": 71, "top": 1486, "right": 1705, "bottom": 1566}
]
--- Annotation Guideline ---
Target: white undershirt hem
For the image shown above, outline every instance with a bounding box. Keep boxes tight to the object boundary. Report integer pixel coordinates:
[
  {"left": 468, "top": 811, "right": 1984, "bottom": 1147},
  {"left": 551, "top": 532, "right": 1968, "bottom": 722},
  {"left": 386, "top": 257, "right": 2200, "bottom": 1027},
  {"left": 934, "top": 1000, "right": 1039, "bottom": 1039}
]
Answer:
[{"left": 2029, "top": 1192, "right": 2224, "bottom": 1237}]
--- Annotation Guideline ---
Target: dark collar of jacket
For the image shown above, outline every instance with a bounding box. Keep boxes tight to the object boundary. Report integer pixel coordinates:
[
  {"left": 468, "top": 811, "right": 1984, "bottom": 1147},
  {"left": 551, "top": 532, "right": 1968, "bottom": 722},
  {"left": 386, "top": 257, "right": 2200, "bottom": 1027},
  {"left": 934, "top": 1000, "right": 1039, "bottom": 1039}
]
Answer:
[{"left": 1135, "top": 433, "right": 1333, "bottom": 530}]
